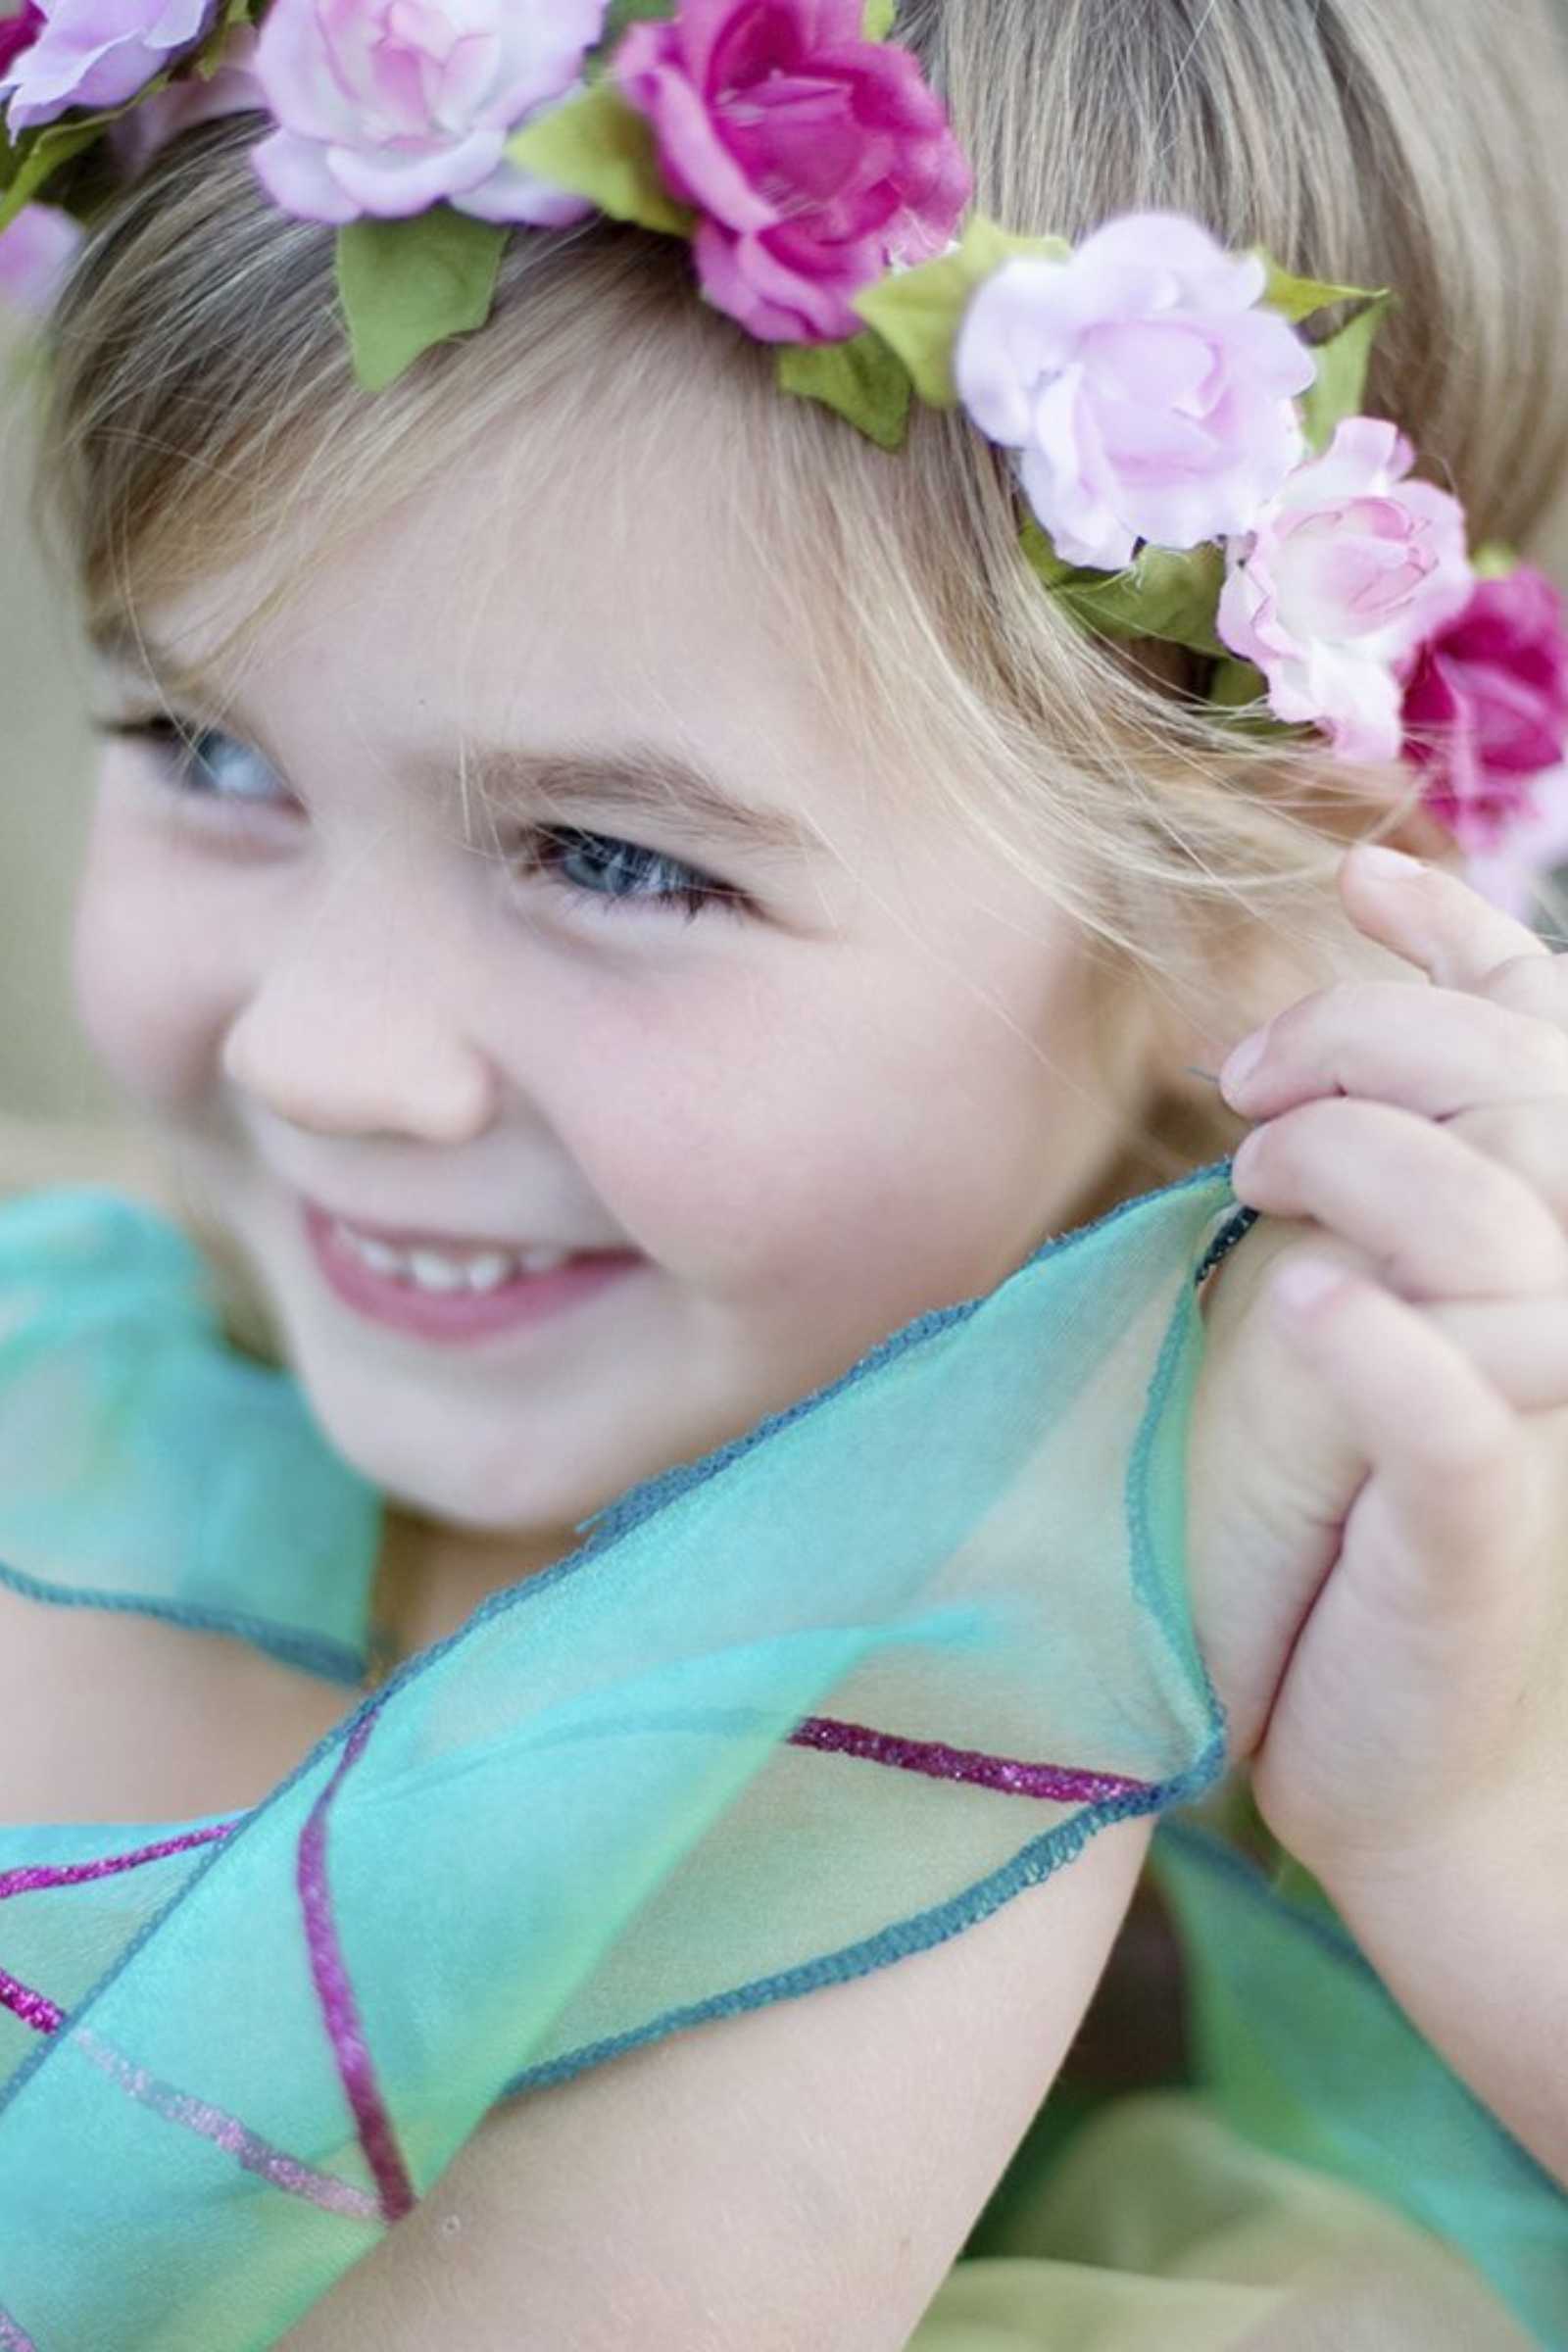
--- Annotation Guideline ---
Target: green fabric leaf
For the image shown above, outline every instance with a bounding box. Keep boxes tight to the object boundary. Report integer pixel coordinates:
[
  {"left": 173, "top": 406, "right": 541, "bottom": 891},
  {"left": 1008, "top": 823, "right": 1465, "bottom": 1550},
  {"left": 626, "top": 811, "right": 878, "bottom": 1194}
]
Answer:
[
  {"left": 0, "top": 119, "right": 103, "bottom": 230},
  {"left": 1258, "top": 256, "right": 1383, "bottom": 326},
  {"left": 1206, "top": 656, "right": 1267, "bottom": 710},
  {"left": 1021, "top": 525, "right": 1228, "bottom": 657},
  {"left": 862, "top": 0, "right": 897, "bottom": 36},
  {"left": 777, "top": 331, "right": 912, "bottom": 451},
  {"left": 1297, "top": 292, "right": 1395, "bottom": 453},
  {"left": 855, "top": 218, "right": 1066, "bottom": 408},
  {"left": 337, "top": 212, "right": 508, "bottom": 393},
  {"left": 601, "top": 0, "right": 677, "bottom": 41},
  {"left": 508, "top": 84, "right": 693, "bottom": 238}
]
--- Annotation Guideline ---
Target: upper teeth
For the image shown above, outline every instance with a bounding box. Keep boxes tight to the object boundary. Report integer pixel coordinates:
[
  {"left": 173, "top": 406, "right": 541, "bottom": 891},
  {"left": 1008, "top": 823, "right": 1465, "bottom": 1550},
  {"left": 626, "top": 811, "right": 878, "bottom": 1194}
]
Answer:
[{"left": 331, "top": 1222, "right": 569, "bottom": 1293}]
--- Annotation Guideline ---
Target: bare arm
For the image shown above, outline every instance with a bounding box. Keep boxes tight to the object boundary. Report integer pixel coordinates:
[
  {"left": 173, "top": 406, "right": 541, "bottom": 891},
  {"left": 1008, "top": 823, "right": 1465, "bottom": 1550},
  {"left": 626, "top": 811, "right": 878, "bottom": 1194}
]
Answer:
[{"left": 282, "top": 1820, "right": 1149, "bottom": 2352}]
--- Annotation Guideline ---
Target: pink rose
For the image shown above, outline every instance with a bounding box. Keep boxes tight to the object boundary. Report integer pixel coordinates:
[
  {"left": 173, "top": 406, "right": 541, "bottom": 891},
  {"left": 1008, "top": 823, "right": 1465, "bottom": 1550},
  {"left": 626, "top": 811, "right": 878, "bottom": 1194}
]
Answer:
[
  {"left": 954, "top": 213, "right": 1315, "bottom": 571},
  {"left": 1401, "top": 566, "right": 1568, "bottom": 851},
  {"left": 615, "top": 0, "right": 970, "bottom": 344},
  {"left": 0, "top": 198, "right": 81, "bottom": 310},
  {"left": 1460, "top": 763, "right": 1568, "bottom": 920},
  {"left": 1, "top": 0, "right": 215, "bottom": 131},
  {"left": 1217, "top": 416, "right": 1474, "bottom": 763},
  {"left": 252, "top": 0, "right": 606, "bottom": 226},
  {"left": 109, "top": 26, "right": 263, "bottom": 176}
]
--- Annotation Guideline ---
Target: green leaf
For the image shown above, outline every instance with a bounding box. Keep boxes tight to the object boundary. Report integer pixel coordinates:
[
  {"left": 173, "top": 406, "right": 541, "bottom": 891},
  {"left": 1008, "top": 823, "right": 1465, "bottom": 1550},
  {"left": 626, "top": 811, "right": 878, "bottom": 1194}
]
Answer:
[
  {"left": 0, "top": 118, "right": 103, "bottom": 231},
  {"left": 1297, "top": 291, "right": 1395, "bottom": 453},
  {"left": 601, "top": 0, "right": 677, "bottom": 42},
  {"left": 508, "top": 83, "right": 692, "bottom": 237},
  {"left": 1206, "top": 656, "right": 1267, "bottom": 710},
  {"left": 1472, "top": 541, "right": 1517, "bottom": 582},
  {"left": 1257, "top": 255, "right": 1383, "bottom": 327},
  {"left": 1020, "top": 527, "right": 1228, "bottom": 657},
  {"left": 855, "top": 217, "right": 1066, "bottom": 407},
  {"left": 861, "top": 0, "right": 897, "bottom": 36},
  {"left": 777, "top": 331, "right": 912, "bottom": 450},
  {"left": 337, "top": 212, "right": 508, "bottom": 392}
]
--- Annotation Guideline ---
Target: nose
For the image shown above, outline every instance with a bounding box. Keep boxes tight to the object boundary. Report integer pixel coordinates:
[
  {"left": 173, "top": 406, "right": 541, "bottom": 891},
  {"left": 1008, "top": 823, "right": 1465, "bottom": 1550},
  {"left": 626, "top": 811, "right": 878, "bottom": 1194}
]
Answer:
[{"left": 220, "top": 863, "right": 500, "bottom": 1143}]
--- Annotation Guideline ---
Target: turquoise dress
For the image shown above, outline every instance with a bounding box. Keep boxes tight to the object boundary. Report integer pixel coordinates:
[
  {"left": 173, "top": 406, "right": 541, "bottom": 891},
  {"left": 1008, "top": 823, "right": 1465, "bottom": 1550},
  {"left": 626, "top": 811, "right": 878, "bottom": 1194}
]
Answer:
[{"left": 0, "top": 1183, "right": 1560, "bottom": 2349}]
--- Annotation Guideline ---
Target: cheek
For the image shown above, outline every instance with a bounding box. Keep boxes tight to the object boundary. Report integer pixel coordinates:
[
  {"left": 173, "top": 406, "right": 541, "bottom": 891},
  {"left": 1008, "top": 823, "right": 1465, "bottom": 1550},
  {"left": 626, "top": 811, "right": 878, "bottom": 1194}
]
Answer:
[{"left": 72, "top": 802, "right": 231, "bottom": 1119}]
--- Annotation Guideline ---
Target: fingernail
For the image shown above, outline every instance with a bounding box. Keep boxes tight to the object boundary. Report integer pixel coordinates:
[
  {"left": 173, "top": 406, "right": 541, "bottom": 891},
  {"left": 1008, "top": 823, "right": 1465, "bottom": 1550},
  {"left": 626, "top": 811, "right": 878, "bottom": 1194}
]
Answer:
[
  {"left": 1352, "top": 843, "right": 1424, "bottom": 880},
  {"left": 1219, "top": 1029, "right": 1266, "bottom": 1099}
]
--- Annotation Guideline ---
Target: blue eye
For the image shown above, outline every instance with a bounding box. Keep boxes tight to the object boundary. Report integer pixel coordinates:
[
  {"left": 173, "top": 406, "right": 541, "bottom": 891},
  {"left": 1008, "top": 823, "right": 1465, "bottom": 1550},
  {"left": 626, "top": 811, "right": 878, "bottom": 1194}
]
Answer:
[
  {"left": 110, "top": 716, "right": 292, "bottom": 808},
  {"left": 532, "top": 826, "right": 739, "bottom": 918}
]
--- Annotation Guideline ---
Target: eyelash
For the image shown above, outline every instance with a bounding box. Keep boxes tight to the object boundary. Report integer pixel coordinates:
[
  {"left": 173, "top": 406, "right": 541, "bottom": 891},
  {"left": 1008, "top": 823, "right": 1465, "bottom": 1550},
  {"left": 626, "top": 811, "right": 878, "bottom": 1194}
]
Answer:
[
  {"left": 518, "top": 827, "right": 741, "bottom": 921},
  {"left": 103, "top": 718, "right": 742, "bottom": 920},
  {"left": 104, "top": 715, "right": 296, "bottom": 813}
]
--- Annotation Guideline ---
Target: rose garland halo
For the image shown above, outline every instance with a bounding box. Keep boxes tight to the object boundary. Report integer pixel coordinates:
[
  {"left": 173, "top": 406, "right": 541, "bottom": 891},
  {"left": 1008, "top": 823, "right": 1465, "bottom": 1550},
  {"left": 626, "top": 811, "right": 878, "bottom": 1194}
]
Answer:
[{"left": 3, "top": 0, "right": 1568, "bottom": 905}]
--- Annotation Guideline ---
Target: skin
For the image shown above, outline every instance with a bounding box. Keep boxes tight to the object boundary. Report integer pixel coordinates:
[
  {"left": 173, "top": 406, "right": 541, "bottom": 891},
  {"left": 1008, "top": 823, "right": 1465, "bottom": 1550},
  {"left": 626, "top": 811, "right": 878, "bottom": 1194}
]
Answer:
[
  {"left": 1202, "top": 849, "right": 1568, "bottom": 2186},
  {"left": 76, "top": 421, "right": 1148, "bottom": 1635},
  {"left": 31, "top": 400, "right": 1568, "bottom": 2329}
]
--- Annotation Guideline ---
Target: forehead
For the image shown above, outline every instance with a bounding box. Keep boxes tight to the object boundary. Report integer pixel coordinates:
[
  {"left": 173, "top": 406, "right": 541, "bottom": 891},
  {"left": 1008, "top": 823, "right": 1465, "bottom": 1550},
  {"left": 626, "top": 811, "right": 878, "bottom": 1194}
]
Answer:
[{"left": 120, "top": 388, "right": 882, "bottom": 822}]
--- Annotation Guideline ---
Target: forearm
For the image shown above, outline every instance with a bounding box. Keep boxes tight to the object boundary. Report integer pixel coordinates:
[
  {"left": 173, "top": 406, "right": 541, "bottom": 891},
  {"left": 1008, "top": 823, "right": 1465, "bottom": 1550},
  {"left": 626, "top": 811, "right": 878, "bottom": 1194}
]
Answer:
[{"left": 280, "top": 1819, "right": 1151, "bottom": 2351}]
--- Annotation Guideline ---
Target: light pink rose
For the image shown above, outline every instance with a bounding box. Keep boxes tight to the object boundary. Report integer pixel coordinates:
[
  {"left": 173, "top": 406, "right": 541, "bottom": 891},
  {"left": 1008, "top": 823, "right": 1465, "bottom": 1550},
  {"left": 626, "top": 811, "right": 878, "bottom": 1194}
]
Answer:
[
  {"left": 109, "top": 26, "right": 263, "bottom": 176},
  {"left": 1, "top": 0, "right": 215, "bottom": 132},
  {"left": 252, "top": 0, "right": 606, "bottom": 226},
  {"left": 954, "top": 212, "right": 1315, "bottom": 571},
  {"left": 615, "top": 0, "right": 969, "bottom": 344},
  {"left": 1401, "top": 566, "right": 1568, "bottom": 851},
  {"left": 0, "top": 198, "right": 81, "bottom": 310},
  {"left": 1217, "top": 416, "right": 1475, "bottom": 763}
]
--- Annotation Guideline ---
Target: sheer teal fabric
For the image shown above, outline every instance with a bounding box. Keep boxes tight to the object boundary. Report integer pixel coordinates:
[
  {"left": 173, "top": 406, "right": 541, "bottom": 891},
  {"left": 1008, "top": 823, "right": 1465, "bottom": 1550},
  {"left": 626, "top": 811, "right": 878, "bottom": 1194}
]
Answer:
[
  {"left": 0, "top": 1177, "right": 1562, "bottom": 2349},
  {"left": 0, "top": 1175, "right": 1226, "bottom": 2345}
]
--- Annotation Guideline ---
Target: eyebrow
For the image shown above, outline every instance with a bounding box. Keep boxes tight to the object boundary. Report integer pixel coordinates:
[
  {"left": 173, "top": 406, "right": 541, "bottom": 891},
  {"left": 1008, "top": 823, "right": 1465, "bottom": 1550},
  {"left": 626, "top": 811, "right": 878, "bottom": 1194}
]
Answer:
[
  {"left": 459, "top": 744, "right": 821, "bottom": 862},
  {"left": 93, "top": 631, "right": 820, "bottom": 864}
]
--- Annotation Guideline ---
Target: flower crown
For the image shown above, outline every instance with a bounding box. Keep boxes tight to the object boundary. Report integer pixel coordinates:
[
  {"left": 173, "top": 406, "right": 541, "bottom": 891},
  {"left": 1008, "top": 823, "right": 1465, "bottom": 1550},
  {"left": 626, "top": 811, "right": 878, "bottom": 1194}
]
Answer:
[{"left": 4, "top": 0, "right": 1568, "bottom": 909}]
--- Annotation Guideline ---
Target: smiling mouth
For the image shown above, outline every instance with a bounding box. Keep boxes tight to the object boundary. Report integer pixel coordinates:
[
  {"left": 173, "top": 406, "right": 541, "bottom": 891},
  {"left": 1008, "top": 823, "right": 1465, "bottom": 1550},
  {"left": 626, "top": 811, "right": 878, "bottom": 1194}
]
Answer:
[
  {"left": 302, "top": 1203, "right": 641, "bottom": 1342},
  {"left": 328, "top": 1219, "right": 573, "bottom": 1296}
]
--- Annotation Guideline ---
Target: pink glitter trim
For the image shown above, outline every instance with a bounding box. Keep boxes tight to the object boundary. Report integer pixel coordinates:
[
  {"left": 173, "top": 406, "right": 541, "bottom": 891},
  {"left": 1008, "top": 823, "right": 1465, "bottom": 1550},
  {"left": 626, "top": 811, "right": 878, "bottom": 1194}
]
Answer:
[
  {"left": 297, "top": 1710, "right": 416, "bottom": 2224},
  {"left": 789, "top": 1715, "right": 1149, "bottom": 1804},
  {"left": 73, "top": 2027, "right": 381, "bottom": 2221},
  {"left": 0, "top": 2301, "right": 39, "bottom": 2350},
  {"left": 0, "top": 1965, "right": 63, "bottom": 2036},
  {"left": 0, "top": 1823, "right": 235, "bottom": 1900}
]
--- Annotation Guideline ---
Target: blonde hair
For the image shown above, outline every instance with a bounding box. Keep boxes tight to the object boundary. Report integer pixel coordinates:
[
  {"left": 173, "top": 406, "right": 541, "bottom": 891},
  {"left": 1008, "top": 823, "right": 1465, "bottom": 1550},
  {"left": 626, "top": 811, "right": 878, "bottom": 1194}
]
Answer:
[{"left": 38, "top": 0, "right": 1568, "bottom": 1166}]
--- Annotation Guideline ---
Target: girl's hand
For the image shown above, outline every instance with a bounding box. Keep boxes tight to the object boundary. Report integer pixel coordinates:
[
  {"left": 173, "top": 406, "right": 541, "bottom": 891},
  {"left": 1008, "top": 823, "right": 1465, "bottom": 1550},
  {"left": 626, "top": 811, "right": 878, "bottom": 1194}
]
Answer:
[{"left": 1188, "top": 843, "right": 1568, "bottom": 2178}]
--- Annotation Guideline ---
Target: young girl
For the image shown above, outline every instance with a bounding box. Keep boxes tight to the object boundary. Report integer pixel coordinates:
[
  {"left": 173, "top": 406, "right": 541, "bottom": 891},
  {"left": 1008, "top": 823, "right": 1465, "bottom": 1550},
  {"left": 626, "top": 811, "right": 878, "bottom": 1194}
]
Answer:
[{"left": 1, "top": 0, "right": 1567, "bottom": 2343}]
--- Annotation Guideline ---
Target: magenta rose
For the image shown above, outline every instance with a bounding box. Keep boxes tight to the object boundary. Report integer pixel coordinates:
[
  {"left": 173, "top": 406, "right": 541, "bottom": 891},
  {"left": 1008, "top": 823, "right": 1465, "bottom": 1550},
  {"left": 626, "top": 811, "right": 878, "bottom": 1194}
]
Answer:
[
  {"left": 0, "top": 4, "right": 43, "bottom": 78},
  {"left": 1401, "top": 566, "right": 1568, "bottom": 851},
  {"left": 1217, "top": 416, "right": 1475, "bottom": 763},
  {"left": 1, "top": 0, "right": 215, "bottom": 131},
  {"left": 614, "top": 0, "right": 970, "bottom": 344},
  {"left": 252, "top": 0, "right": 606, "bottom": 225},
  {"left": 954, "top": 213, "right": 1315, "bottom": 571}
]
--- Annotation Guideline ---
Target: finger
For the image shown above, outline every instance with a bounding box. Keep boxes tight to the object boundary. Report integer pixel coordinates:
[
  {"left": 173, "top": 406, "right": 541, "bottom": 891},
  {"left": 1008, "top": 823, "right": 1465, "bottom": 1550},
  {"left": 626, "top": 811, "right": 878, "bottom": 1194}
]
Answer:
[
  {"left": 1428, "top": 1294, "right": 1568, "bottom": 1411},
  {"left": 1232, "top": 1099, "right": 1568, "bottom": 1297},
  {"left": 1269, "top": 1253, "right": 1525, "bottom": 1606},
  {"left": 1338, "top": 843, "right": 1551, "bottom": 991},
  {"left": 1448, "top": 1100, "right": 1568, "bottom": 1223},
  {"left": 1221, "top": 982, "right": 1568, "bottom": 1120}
]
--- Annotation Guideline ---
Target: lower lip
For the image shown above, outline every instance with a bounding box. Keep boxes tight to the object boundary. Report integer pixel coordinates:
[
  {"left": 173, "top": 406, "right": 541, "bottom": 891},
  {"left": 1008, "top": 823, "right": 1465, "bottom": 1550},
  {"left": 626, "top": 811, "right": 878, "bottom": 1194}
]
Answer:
[{"left": 304, "top": 1205, "right": 641, "bottom": 1345}]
